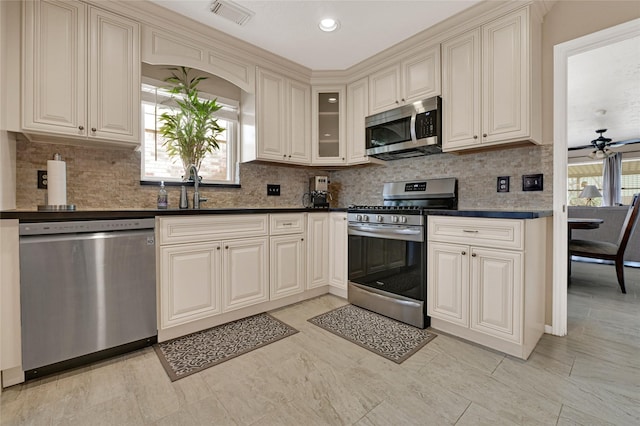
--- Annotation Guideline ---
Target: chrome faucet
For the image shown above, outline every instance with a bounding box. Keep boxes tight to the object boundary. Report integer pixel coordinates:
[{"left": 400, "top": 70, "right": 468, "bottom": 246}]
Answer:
[{"left": 186, "top": 164, "right": 207, "bottom": 209}]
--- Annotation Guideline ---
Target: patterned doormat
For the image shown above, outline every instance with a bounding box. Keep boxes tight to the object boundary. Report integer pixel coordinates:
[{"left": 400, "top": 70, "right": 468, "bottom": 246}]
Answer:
[
  {"left": 308, "top": 304, "right": 436, "bottom": 364},
  {"left": 155, "top": 313, "right": 298, "bottom": 381}
]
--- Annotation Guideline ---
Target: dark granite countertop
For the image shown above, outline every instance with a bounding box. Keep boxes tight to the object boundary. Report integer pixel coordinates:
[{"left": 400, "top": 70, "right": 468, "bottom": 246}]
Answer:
[
  {"left": 426, "top": 209, "right": 553, "bottom": 219},
  {"left": 0, "top": 207, "right": 345, "bottom": 222},
  {"left": 0, "top": 207, "right": 547, "bottom": 222}
]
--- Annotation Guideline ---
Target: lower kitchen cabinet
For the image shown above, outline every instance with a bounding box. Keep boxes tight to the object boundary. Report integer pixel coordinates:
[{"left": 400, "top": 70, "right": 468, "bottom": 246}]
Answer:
[
  {"left": 307, "top": 213, "right": 330, "bottom": 289},
  {"left": 329, "top": 212, "right": 348, "bottom": 296},
  {"left": 427, "top": 215, "right": 546, "bottom": 359},
  {"left": 160, "top": 242, "right": 222, "bottom": 329},
  {"left": 222, "top": 237, "right": 269, "bottom": 311},
  {"left": 270, "top": 234, "right": 306, "bottom": 300}
]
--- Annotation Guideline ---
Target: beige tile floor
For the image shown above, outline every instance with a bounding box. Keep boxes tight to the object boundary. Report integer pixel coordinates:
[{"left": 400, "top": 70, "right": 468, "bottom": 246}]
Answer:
[{"left": 1, "top": 261, "right": 639, "bottom": 425}]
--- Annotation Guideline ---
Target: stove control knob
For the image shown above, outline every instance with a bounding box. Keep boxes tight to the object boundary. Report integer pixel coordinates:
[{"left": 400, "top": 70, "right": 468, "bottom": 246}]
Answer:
[
  {"left": 377, "top": 215, "right": 384, "bottom": 223},
  {"left": 391, "top": 216, "right": 399, "bottom": 223},
  {"left": 400, "top": 216, "right": 408, "bottom": 224},
  {"left": 356, "top": 214, "right": 362, "bottom": 221},
  {"left": 362, "top": 215, "right": 369, "bottom": 222}
]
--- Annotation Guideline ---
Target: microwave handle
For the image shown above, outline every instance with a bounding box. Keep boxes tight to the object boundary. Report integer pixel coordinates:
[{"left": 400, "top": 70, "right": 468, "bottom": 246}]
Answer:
[{"left": 410, "top": 111, "right": 417, "bottom": 142}]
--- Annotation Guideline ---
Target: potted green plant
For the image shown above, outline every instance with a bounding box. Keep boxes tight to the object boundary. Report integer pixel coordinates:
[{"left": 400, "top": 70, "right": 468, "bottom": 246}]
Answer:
[{"left": 158, "top": 67, "right": 224, "bottom": 180}]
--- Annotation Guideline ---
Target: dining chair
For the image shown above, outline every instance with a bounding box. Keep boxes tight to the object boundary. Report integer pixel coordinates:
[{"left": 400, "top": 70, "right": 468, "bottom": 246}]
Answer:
[{"left": 569, "top": 193, "right": 640, "bottom": 293}]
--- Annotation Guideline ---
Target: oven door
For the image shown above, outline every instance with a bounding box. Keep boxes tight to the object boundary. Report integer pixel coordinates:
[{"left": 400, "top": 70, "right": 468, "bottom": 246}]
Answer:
[{"left": 347, "top": 223, "right": 425, "bottom": 302}]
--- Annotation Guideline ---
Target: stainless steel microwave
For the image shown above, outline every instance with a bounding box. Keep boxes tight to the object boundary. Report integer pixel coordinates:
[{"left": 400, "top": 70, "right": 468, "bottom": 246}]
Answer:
[{"left": 365, "top": 96, "right": 442, "bottom": 161}]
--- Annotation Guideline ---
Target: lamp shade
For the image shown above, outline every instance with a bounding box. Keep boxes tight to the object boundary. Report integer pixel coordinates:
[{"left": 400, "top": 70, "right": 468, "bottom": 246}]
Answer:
[{"left": 579, "top": 185, "right": 602, "bottom": 199}]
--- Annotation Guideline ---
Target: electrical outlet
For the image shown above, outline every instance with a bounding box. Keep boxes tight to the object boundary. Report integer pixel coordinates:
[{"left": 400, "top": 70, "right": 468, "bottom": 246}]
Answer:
[
  {"left": 267, "top": 184, "right": 280, "bottom": 196},
  {"left": 37, "top": 170, "right": 48, "bottom": 189},
  {"left": 522, "top": 174, "right": 543, "bottom": 191},
  {"left": 497, "top": 176, "right": 510, "bottom": 193}
]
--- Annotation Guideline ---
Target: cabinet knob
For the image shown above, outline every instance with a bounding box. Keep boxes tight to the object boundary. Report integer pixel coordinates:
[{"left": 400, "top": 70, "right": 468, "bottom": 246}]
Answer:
[
  {"left": 473, "top": 135, "right": 478, "bottom": 139},
  {"left": 216, "top": 246, "right": 220, "bottom": 250},
  {"left": 401, "top": 98, "right": 405, "bottom": 102},
  {"left": 461, "top": 251, "right": 466, "bottom": 255},
  {"left": 288, "top": 155, "right": 291, "bottom": 158},
  {"left": 78, "top": 125, "right": 84, "bottom": 131},
  {"left": 225, "top": 246, "right": 229, "bottom": 249},
  {"left": 301, "top": 238, "right": 304, "bottom": 241},
  {"left": 483, "top": 133, "right": 487, "bottom": 138},
  {"left": 472, "top": 253, "right": 477, "bottom": 257},
  {"left": 91, "top": 127, "right": 97, "bottom": 132}
]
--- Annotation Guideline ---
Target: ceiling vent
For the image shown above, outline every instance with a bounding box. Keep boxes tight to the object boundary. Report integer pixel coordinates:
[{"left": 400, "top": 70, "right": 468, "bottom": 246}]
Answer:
[{"left": 210, "top": 0, "right": 254, "bottom": 26}]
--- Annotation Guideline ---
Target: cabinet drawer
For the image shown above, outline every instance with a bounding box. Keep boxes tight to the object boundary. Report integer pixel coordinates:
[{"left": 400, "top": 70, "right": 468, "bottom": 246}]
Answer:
[
  {"left": 159, "top": 215, "right": 268, "bottom": 245},
  {"left": 269, "top": 213, "right": 305, "bottom": 235},
  {"left": 428, "top": 216, "right": 523, "bottom": 250}
]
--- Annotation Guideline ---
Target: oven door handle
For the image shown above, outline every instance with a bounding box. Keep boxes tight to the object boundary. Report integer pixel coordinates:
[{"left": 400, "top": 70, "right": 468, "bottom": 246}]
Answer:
[{"left": 348, "top": 224, "right": 424, "bottom": 242}]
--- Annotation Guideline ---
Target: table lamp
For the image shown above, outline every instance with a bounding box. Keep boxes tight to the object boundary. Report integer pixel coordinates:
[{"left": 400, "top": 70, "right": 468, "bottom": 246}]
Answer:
[{"left": 579, "top": 185, "right": 602, "bottom": 206}]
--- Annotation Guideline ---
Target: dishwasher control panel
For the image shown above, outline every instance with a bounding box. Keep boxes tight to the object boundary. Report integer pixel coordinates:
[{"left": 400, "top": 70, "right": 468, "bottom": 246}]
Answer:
[{"left": 19, "top": 218, "right": 156, "bottom": 235}]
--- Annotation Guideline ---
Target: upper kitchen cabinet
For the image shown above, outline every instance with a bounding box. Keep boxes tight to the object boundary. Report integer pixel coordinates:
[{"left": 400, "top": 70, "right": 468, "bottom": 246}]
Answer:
[
  {"left": 248, "top": 68, "right": 311, "bottom": 165},
  {"left": 442, "top": 6, "right": 541, "bottom": 152},
  {"left": 368, "top": 44, "right": 441, "bottom": 115},
  {"left": 346, "top": 77, "right": 370, "bottom": 165},
  {"left": 22, "top": 0, "right": 140, "bottom": 147},
  {"left": 312, "top": 85, "right": 346, "bottom": 165}
]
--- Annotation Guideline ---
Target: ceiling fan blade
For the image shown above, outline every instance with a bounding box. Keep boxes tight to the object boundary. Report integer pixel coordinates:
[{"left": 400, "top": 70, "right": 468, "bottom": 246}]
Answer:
[
  {"left": 568, "top": 144, "right": 595, "bottom": 151},
  {"left": 609, "top": 137, "right": 640, "bottom": 147}
]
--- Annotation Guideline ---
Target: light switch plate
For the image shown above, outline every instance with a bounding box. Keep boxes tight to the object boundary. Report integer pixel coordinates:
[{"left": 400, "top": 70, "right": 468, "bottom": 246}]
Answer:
[
  {"left": 497, "top": 176, "right": 510, "bottom": 193},
  {"left": 267, "top": 184, "right": 280, "bottom": 196},
  {"left": 522, "top": 174, "right": 543, "bottom": 191},
  {"left": 37, "top": 170, "right": 48, "bottom": 189}
]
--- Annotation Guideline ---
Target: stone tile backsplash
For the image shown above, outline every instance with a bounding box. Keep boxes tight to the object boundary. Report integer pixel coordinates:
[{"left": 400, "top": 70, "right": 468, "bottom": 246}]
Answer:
[
  {"left": 15, "top": 139, "right": 553, "bottom": 211},
  {"left": 330, "top": 144, "right": 553, "bottom": 210}
]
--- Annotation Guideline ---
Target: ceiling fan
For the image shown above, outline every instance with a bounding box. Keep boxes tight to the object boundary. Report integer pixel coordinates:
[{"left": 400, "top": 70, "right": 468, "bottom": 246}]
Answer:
[{"left": 568, "top": 129, "right": 640, "bottom": 159}]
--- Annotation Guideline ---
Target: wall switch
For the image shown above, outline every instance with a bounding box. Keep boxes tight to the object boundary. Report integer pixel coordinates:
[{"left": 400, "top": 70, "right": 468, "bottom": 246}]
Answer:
[
  {"left": 522, "top": 174, "right": 543, "bottom": 191},
  {"left": 267, "top": 184, "right": 281, "bottom": 196},
  {"left": 497, "top": 176, "right": 510, "bottom": 193},
  {"left": 37, "top": 170, "right": 48, "bottom": 189}
]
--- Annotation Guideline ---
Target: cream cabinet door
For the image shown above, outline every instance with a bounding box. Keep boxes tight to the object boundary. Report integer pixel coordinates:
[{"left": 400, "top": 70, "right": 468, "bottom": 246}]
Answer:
[
  {"left": 23, "top": 0, "right": 87, "bottom": 136},
  {"left": 481, "top": 8, "right": 529, "bottom": 144},
  {"left": 312, "top": 85, "right": 346, "bottom": 165},
  {"left": 346, "top": 77, "right": 369, "bottom": 165},
  {"left": 222, "top": 237, "right": 269, "bottom": 312},
  {"left": 307, "top": 213, "right": 329, "bottom": 289},
  {"left": 256, "top": 68, "right": 287, "bottom": 161},
  {"left": 427, "top": 242, "right": 469, "bottom": 327},
  {"left": 402, "top": 45, "right": 441, "bottom": 103},
  {"left": 287, "top": 79, "right": 312, "bottom": 163},
  {"left": 270, "top": 234, "right": 306, "bottom": 300},
  {"left": 469, "top": 247, "right": 522, "bottom": 343},
  {"left": 368, "top": 65, "right": 400, "bottom": 115},
  {"left": 442, "top": 28, "right": 481, "bottom": 150},
  {"left": 88, "top": 6, "right": 140, "bottom": 143},
  {"left": 329, "top": 212, "right": 348, "bottom": 290},
  {"left": 160, "top": 242, "right": 222, "bottom": 329}
]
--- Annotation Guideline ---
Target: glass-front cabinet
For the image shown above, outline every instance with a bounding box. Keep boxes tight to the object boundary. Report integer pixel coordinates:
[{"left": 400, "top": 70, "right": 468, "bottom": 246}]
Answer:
[{"left": 312, "top": 85, "right": 346, "bottom": 165}]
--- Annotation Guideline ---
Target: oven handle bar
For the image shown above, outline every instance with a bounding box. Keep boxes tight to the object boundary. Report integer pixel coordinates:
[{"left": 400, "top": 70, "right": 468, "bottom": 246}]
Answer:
[{"left": 348, "top": 224, "right": 424, "bottom": 242}]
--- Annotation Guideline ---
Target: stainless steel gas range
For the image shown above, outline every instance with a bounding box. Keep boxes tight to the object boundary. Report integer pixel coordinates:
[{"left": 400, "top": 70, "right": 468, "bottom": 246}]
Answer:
[{"left": 347, "top": 177, "right": 458, "bottom": 328}]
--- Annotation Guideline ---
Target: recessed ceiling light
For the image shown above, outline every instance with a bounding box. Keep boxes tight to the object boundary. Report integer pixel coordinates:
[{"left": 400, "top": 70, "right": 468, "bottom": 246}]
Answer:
[
  {"left": 319, "top": 18, "right": 339, "bottom": 32},
  {"left": 327, "top": 97, "right": 337, "bottom": 103}
]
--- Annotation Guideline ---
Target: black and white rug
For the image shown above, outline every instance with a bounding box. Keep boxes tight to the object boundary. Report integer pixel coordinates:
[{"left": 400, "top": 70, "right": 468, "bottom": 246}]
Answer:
[
  {"left": 308, "top": 304, "right": 436, "bottom": 364},
  {"left": 155, "top": 313, "right": 298, "bottom": 381}
]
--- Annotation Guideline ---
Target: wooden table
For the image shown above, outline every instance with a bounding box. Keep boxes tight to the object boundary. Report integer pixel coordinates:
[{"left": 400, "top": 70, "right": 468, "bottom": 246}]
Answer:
[{"left": 568, "top": 218, "right": 604, "bottom": 277}]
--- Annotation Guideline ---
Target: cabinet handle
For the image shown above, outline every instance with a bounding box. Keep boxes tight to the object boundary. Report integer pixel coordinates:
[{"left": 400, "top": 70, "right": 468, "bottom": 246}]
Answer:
[
  {"left": 78, "top": 125, "right": 84, "bottom": 131},
  {"left": 463, "top": 229, "right": 479, "bottom": 233},
  {"left": 483, "top": 133, "right": 487, "bottom": 138},
  {"left": 216, "top": 246, "right": 220, "bottom": 250},
  {"left": 473, "top": 135, "right": 478, "bottom": 139},
  {"left": 461, "top": 251, "right": 466, "bottom": 255},
  {"left": 91, "top": 127, "right": 97, "bottom": 132},
  {"left": 472, "top": 253, "right": 477, "bottom": 257}
]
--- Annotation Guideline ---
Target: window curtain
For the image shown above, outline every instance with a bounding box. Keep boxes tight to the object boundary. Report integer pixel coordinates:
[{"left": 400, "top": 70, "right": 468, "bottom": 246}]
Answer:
[{"left": 602, "top": 152, "right": 622, "bottom": 206}]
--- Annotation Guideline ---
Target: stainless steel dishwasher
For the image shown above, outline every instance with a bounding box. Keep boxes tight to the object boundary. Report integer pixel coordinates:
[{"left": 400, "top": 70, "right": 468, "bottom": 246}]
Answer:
[{"left": 19, "top": 218, "right": 157, "bottom": 379}]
